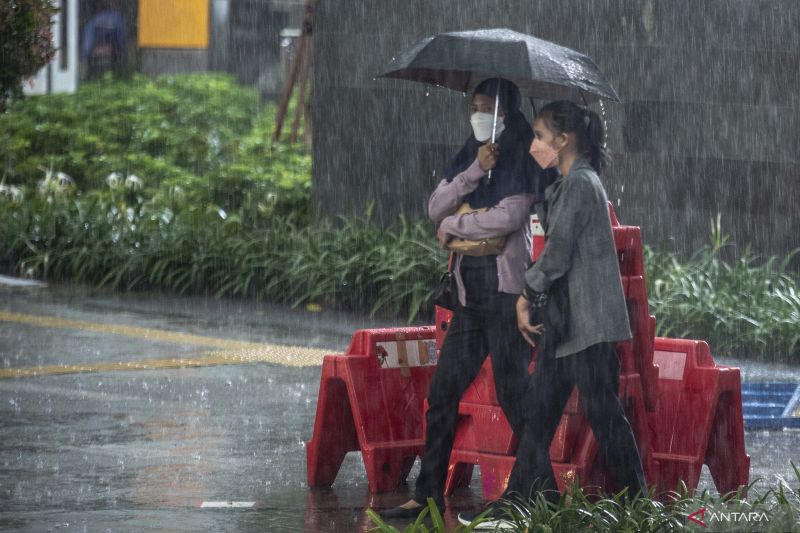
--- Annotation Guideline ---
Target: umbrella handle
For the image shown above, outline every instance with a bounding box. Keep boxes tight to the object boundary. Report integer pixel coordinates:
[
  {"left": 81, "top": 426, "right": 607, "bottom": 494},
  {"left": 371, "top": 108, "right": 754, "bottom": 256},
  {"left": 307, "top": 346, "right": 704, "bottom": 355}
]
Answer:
[{"left": 487, "top": 81, "right": 500, "bottom": 183}]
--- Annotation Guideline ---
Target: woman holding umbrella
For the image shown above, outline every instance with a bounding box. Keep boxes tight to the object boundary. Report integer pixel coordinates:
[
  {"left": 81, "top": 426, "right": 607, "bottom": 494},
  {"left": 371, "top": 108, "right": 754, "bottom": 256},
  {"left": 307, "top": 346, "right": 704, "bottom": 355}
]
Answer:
[
  {"left": 460, "top": 100, "right": 647, "bottom": 529},
  {"left": 380, "top": 78, "right": 554, "bottom": 520}
]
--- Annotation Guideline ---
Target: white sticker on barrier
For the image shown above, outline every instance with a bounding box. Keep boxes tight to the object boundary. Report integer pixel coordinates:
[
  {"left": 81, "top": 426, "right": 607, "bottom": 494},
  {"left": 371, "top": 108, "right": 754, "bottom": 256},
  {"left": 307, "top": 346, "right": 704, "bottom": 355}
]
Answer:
[
  {"left": 653, "top": 350, "right": 686, "bottom": 380},
  {"left": 530, "top": 214, "right": 545, "bottom": 237},
  {"left": 376, "top": 340, "right": 437, "bottom": 369},
  {"left": 530, "top": 213, "right": 545, "bottom": 261}
]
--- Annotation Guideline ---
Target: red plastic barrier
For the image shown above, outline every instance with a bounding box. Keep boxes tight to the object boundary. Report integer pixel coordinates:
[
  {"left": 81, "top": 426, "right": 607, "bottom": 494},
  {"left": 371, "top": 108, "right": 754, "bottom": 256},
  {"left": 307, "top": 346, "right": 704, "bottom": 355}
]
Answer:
[
  {"left": 306, "top": 204, "right": 750, "bottom": 501},
  {"left": 619, "top": 274, "right": 659, "bottom": 412},
  {"left": 434, "top": 305, "right": 453, "bottom": 351},
  {"left": 444, "top": 358, "right": 658, "bottom": 501},
  {"left": 649, "top": 338, "right": 750, "bottom": 495},
  {"left": 306, "top": 327, "right": 437, "bottom": 492}
]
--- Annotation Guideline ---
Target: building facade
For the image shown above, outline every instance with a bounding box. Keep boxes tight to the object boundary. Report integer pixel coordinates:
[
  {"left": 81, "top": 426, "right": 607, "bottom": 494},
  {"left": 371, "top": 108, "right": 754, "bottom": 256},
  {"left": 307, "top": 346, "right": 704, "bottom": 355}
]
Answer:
[{"left": 312, "top": 1, "right": 800, "bottom": 260}]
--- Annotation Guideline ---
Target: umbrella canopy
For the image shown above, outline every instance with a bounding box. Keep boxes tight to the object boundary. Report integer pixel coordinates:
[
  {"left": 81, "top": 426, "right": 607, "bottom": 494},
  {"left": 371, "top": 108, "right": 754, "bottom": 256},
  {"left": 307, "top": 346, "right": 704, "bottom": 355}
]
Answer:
[{"left": 378, "top": 28, "right": 620, "bottom": 103}]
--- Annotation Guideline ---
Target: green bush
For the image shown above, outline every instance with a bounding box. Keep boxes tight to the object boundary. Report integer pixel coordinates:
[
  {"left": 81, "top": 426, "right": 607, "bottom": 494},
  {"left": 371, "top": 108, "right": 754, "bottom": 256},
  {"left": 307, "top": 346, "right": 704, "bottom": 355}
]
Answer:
[
  {"left": 0, "top": 74, "right": 441, "bottom": 322},
  {"left": 0, "top": 73, "right": 310, "bottom": 219},
  {"left": 645, "top": 217, "right": 800, "bottom": 362}
]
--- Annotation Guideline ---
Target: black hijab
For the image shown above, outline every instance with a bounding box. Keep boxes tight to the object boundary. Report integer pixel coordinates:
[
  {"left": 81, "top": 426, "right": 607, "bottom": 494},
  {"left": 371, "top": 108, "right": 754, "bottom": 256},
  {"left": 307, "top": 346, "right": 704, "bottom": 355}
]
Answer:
[{"left": 443, "top": 79, "right": 554, "bottom": 208}]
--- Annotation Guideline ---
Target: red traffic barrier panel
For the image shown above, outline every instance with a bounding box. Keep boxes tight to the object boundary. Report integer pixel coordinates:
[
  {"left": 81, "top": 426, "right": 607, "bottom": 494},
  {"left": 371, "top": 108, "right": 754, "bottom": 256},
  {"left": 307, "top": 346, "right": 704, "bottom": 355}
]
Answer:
[
  {"left": 614, "top": 225, "right": 646, "bottom": 277},
  {"left": 444, "top": 360, "right": 658, "bottom": 501},
  {"left": 434, "top": 305, "right": 454, "bottom": 351},
  {"left": 649, "top": 338, "right": 750, "bottom": 495},
  {"left": 619, "top": 274, "right": 659, "bottom": 412},
  {"left": 447, "top": 338, "right": 751, "bottom": 500},
  {"left": 306, "top": 327, "right": 437, "bottom": 492}
]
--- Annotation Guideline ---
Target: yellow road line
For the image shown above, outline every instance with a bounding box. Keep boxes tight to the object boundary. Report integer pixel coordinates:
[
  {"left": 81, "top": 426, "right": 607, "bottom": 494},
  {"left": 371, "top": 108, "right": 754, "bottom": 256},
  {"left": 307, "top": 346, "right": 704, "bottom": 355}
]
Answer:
[
  {"left": 0, "top": 310, "right": 273, "bottom": 350},
  {"left": 0, "top": 310, "right": 335, "bottom": 375},
  {"left": 0, "top": 356, "right": 219, "bottom": 378},
  {"left": 201, "top": 347, "right": 333, "bottom": 367},
  {"left": 0, "top": 346, "right": 332, "bottom": 378}
]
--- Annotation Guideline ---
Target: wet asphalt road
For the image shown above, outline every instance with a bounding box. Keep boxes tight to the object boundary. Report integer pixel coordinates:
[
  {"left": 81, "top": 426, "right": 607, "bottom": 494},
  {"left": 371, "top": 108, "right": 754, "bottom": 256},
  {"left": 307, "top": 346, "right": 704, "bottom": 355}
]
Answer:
[{"left": 0, "top": 281, "right": 798, "bottom": 532}]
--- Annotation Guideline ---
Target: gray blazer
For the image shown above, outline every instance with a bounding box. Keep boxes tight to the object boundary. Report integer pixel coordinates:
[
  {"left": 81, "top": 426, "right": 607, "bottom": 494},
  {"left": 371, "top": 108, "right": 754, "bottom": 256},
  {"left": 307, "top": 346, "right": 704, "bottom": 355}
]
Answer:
[{"left": 524, "top": 157, "right": 631, "bottom": 358}]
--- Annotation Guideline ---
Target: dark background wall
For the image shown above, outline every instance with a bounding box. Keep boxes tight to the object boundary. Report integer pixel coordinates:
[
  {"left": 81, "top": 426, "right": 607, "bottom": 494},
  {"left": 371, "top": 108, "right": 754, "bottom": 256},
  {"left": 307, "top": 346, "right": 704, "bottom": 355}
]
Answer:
[
  {"left": 312, "top": 0, "right": 800, "bottom": 259},
  {"left": 212, "top": 0, "right": 303, "bottom": 96}
]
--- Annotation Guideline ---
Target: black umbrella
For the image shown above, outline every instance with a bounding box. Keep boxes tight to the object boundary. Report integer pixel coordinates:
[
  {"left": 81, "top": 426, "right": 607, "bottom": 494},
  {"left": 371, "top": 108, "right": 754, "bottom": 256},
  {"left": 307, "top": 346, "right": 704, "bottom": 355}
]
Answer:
[{"left": 378, "top": 28, "right": 620, "bottom": 104}]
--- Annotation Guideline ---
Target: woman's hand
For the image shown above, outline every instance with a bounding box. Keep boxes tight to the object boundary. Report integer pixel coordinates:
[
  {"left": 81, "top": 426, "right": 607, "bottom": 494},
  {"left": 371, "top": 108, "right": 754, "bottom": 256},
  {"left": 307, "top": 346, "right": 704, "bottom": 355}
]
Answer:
[
  {"left": 437, "top": 227, "right": 452, "bottom": 248},
  {"left": 516, "top": 294, "right": 544, "bottom": 347},
  {"left": 477, "top": 142, "right": 499, "bottom": 172}
]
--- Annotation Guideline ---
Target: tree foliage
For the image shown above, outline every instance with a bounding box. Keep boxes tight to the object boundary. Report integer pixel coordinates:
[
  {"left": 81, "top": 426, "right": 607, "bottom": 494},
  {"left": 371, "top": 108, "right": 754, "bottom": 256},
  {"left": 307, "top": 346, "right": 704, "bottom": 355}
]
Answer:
[{"left": 0, "top": 0, "right": 57, "bottom": 111}]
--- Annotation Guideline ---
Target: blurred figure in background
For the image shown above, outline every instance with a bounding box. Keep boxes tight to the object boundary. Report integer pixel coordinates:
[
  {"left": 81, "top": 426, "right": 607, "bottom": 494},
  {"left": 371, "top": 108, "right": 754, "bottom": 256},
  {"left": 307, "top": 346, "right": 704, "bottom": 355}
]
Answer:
[{"left": 81, "top": 0, "right": 127, "bottom": 78}]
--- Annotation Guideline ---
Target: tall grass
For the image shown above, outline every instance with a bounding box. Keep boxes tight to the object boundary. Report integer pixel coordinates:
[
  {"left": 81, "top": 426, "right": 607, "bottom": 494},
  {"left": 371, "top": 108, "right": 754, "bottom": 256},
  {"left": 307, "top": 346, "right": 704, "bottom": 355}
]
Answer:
[
  {"left": 0, "top": 188, "right": 446, "bottom": 322},
  {"left": 646, "top": 216, "right": 800, "bottom": 362},
  {"left": 368, "top": 465, "right": 800, "bottom": 532}
]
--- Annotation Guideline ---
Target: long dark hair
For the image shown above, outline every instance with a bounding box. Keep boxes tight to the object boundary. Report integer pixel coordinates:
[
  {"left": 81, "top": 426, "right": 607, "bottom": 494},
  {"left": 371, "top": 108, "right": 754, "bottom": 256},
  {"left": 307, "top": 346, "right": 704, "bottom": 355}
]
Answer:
[{"left": 537, "top": 100, "right": 608, "bottom": 174}]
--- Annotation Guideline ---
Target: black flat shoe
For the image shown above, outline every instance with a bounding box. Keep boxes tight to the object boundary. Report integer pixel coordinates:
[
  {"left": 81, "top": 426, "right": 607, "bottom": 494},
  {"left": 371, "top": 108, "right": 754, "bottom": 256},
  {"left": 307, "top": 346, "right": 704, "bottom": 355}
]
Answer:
[
  {"left": 379, "top": 504, "right": 427, "bottom": 520},
  {"left": 379, "top": 499, "right": 444, "bottom": 520}
]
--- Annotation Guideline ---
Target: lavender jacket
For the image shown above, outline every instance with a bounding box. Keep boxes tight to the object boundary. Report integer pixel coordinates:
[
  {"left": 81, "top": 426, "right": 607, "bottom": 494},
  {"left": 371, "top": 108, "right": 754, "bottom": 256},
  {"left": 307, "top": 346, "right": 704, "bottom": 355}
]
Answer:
[{"left": 429, "top": 159, "right": 535, "bottom": 306}]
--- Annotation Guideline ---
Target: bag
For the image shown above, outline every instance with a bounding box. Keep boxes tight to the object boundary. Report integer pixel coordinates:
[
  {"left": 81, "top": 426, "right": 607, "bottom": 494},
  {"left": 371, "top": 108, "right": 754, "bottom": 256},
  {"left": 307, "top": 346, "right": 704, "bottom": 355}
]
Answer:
[
  {"left": 433, "top": 254, "right": 459, "bottom": 310},
  {"left": 446, "top": 203, "right": 506, "bottom": 256},
  {"left": 531, "top": 276, "right": 569, "bottom": 361}
]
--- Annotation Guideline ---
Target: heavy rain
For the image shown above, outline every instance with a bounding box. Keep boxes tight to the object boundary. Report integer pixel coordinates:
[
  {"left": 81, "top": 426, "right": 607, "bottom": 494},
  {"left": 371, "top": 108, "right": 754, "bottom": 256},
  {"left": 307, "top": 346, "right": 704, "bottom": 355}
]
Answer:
[{"left": 0, "top": 1, "right": 799, "bottom": 532}]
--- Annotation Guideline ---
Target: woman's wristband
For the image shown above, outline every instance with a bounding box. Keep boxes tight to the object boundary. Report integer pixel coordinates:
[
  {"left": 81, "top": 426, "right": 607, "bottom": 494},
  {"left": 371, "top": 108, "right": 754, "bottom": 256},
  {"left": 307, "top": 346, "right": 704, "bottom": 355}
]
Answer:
[{"left": 523, "top": 285, "right": 549, "bottom": 308}]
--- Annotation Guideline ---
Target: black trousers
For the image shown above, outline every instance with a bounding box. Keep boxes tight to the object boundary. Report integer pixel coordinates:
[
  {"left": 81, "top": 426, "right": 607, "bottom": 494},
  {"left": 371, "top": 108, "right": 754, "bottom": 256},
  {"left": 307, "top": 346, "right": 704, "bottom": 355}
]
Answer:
[
  {"left": 414, "top": 258, "right": 532, "bottom": 508},
  {"left": 505, "top": 342, "right": 647, "bottom": 501}
]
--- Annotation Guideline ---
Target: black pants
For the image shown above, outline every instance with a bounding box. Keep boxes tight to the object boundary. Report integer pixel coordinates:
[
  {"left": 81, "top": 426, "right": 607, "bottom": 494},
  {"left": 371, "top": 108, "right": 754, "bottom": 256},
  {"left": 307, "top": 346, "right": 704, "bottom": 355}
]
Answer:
[
  {"left": 414, "top": 257, "right": 531, "bottom": 508},
  {"left": 505, "top": 342, "right": 647, "bottom": 501}
]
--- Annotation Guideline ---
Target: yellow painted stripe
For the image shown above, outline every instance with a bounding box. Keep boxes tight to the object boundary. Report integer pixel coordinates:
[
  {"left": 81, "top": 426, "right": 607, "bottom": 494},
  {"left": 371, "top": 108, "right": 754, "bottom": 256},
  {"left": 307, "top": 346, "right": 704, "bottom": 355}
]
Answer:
[
  {"left": 0, "top": 347, "right": 331, "bottom": 378},
  {"left": 0, "top": 310, "right": 330, "bottom": 354},
  {"left": 0, "top": 310, "right": 335, "bottom": 375},
  {"left": 0, "top": 356, "right": 219, "bottom": 378},
  {"left": 200, "top": 347, "right": 333, "bottom": 368}
]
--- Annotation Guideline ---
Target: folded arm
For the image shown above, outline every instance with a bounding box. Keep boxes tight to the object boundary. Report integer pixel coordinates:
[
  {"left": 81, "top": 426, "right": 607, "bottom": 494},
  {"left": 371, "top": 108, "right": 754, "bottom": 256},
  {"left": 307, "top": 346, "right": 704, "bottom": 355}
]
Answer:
[
  {"left": 438, "top": 193, "right": 534, "bottom": 240},
  {"left": 428, "top": 159, "right": 486, "bottom": 224}
]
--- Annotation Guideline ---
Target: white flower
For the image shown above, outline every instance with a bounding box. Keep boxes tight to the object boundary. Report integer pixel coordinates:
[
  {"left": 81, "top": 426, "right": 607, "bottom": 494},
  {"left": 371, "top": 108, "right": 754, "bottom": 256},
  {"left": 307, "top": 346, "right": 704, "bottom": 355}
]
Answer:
[
  {"left": 37, "top": 166, "right": 74, "bottom": 195},
  {"left": 169, "top": 185, "right": 185, "bottom": 204},
  {"left": 0, "top": 183, "right": 23, "bottom": 203},
  {"left": 9, "top": 185, "right": 23, "bottom": 202},
  {"left": 56, "top": 172, "right": 74, "bottom": 188},
  {"left": 106, "top": 172, "right": 122, "bottom": 189},
  {"left": 125, "top": 174, "right": 143, "bottom": 191}
]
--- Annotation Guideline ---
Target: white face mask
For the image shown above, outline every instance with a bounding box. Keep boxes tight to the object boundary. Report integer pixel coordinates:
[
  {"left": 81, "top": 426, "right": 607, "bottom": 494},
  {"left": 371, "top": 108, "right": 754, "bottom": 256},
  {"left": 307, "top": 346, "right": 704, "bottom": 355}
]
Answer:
[{"left": 470, "top": 112, "right": 505, "bottom": 142}]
